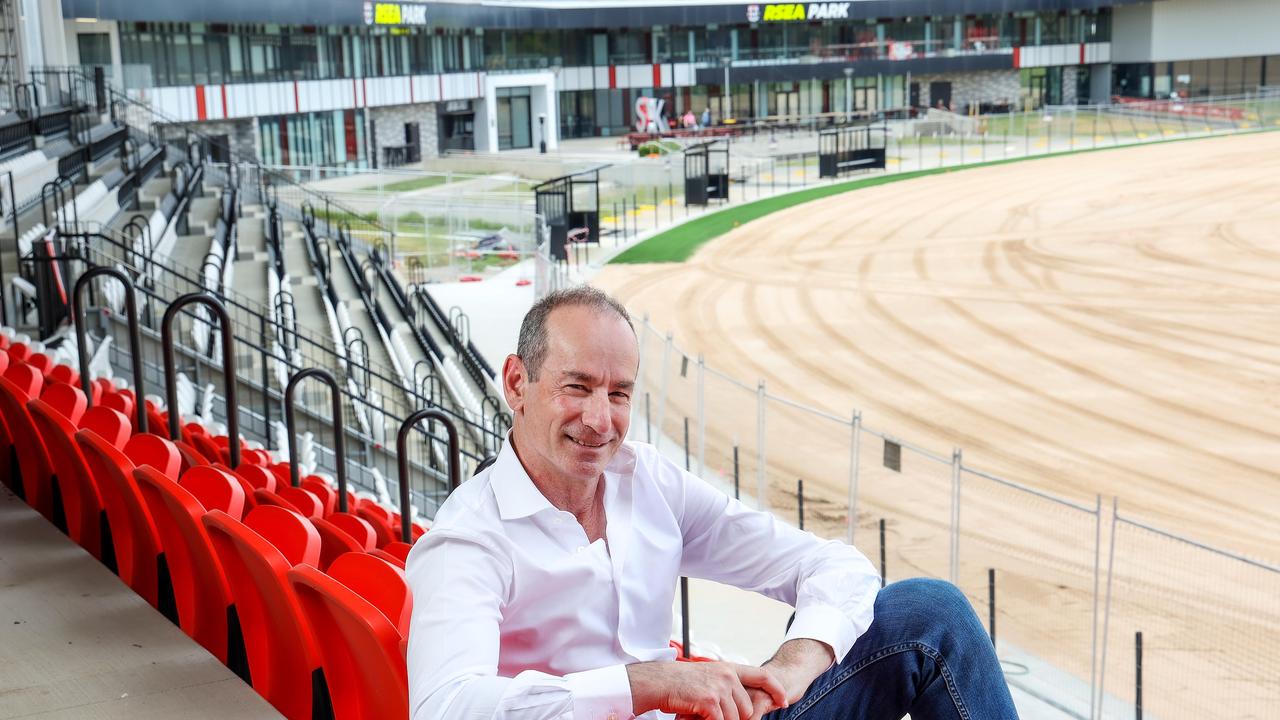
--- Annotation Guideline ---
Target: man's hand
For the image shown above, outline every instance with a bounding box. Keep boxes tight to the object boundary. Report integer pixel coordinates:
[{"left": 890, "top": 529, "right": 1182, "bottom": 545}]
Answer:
[
  {"left": 745, "top": 639, "right": 837, "bottom": 719},
  {"left": 627, "top": 661, "right": 787, "bottom": 720}
]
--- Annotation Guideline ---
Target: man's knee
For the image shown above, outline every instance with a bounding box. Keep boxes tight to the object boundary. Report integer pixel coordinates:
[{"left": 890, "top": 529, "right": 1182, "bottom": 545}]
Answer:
[{"left": 874, "top": 578, "right": 982, "bottom": 641}]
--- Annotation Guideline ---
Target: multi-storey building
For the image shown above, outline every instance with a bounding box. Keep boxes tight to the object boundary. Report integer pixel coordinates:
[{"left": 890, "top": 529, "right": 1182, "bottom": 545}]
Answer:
[{"left": 14, "top": 0, "right": 1278, "bottom": 165}]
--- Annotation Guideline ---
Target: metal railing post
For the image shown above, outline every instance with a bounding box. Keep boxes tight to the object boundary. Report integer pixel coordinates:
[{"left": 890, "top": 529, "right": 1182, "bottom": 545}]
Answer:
[
  {"left": 160, "top": 293, "right": 240, "bottom": 468},
  {"left": 397, "top": 408, "right": 460, "bottom": 542},
  {"left": 284, "top": 368, "right": 345, "bottom": 501},
  {"left": 71, "top": 267, "right": 146, "bottom": 432},
  {"left": 847, "top": 410, "right": 861, "bottom": 545},
  {"left": 950, "top": 447, "right": 962, "bottom": 584},
  {"left": 756, "top": 379, "right": 767, "bottom": 510}
]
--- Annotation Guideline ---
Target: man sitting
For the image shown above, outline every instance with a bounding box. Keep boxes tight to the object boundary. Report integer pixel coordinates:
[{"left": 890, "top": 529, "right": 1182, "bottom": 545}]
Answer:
[{"left": 406, "top": 286, "right": 1018, "bottom": 720}]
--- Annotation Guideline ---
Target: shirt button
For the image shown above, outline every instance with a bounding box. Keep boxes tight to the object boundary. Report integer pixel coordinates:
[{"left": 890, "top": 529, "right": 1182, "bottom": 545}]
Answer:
[{"left": 576, "top": 546, "right": 586, "bottom": 553}]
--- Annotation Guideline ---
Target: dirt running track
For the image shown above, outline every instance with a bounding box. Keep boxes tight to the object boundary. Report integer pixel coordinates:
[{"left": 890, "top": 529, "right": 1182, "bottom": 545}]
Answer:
[{"left": 595, "top": 132, "right": 1280, "bottom": 718}]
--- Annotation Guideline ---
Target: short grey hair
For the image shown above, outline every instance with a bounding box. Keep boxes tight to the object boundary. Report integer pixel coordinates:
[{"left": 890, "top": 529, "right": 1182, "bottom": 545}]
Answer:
[{"left": 517, "top": 286, "right": 634, "bottom": 381}]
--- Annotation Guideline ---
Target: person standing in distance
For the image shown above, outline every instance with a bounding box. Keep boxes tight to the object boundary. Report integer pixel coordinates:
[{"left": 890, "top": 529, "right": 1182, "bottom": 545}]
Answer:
[{"left": 406, "top": 286, "right": 1018, "bottom": 720}]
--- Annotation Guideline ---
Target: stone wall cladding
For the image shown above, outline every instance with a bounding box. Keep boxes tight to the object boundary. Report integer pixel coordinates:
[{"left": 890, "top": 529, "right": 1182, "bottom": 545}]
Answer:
[
  {"left": 194, "top": 118, "right": 258, "bottom": 162},
  {"left": 370, "top": 102, "right": 440, "bottom": 166},
  {"left": 913, "top": 70, "right": 1022, "bottom": 111}
]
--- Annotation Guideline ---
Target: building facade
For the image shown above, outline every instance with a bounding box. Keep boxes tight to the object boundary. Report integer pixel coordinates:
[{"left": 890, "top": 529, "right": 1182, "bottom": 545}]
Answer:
[{"left": 35, "top": 0, "right": 1280, "bottom": 167}]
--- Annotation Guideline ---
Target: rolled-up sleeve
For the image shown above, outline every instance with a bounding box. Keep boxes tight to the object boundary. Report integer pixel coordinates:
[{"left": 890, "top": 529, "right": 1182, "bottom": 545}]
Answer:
[
  {"left": 670, "top": 466, "right": 880, "bottom": 664},
  {"left": 406, "top": 530, "right": 635, "bottom": 720}
]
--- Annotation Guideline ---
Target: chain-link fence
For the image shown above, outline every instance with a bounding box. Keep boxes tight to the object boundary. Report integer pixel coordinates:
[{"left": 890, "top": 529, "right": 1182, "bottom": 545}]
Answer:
[{"left": 634, "top": 314, "right": 1280, "bottom": 719}]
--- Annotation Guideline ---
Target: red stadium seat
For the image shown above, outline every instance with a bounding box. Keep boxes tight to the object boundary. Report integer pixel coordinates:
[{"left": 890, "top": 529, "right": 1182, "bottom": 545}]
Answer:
[
  {"left": 47, "top": 363, "right": 79, "bottom": 387},
  {"left": 203, "top": 507, "right": 328, "bottom": 720},
  {"left": 289, "top": 557, "right": 409, "bottom": 720},
  {"left": 124, "top": 433, "right": 182, "bottom": 480},
  {"left": 355, "top": 502, "right": 397, "bottom": 548},
  {"left": 27, "top": 395, "right": 110, "bottom": 562},
  {"left": 79, "top": 405, "right": 132, "bottom": 450},
  {"left": 277, "top": 486, "right": 323, "bottom": 519},
  {"left": 40, "top": 380, "right": 87, "bottom": 425},
  {"left": 133, "top": 465, "right": 243, "bottom": 664},
  {"left": 367, "top": 548, "right": 406, "bottom": 569},
  {"left": 326, "top": 513, "right": 377, "bottom": 551},
  {"left": 25, "top": 352, "right": 54, "bottom": 375},
  {"left": 379, "top": 542, "right": 413, "bottom": 565},
  {"left": 327, "top": 552, "right": 411, "bottom": 636},
  {"left": 311, "top": 517, "right": 368, "bottom": 571},
  {"left": 0, "top": 362, "right": 57, "bottom": 522},
  {"left": 75, "top": 429, "right": 166, "bottom": 607},
  {"left": 301, "top": 476, "right": 337, "bottom": 516}
]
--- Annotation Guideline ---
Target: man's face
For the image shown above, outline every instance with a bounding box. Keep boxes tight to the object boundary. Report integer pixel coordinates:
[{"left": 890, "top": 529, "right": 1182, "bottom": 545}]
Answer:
[{"left": 503, "top": 305, "right": 638, "bottom": 487}]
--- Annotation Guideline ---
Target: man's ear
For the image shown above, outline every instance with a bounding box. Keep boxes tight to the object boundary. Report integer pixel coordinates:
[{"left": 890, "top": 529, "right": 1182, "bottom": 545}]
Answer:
[{"left": 502, "top": 354, "right": 527, "bottom": 414}]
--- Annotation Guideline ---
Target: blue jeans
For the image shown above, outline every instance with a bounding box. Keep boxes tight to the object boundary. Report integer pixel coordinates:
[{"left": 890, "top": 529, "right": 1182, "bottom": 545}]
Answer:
[{"left": 765, "top": 579, "right": 1019, "bottom": 720}]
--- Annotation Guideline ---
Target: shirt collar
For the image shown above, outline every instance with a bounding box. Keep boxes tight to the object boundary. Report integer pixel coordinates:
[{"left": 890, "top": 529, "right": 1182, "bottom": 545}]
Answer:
[{"left": 490, "top": 432, "right": 638, "bottom": 521}]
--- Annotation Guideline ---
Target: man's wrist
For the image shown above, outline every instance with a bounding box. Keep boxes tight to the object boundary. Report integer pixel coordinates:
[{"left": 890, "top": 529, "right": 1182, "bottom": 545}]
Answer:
[{"left": 765, "top": 639, "right": 834, "bottom": 701}]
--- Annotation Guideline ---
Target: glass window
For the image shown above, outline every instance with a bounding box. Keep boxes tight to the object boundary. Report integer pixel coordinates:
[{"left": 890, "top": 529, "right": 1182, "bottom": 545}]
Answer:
[
  {"left": 172, "top": 33, "right": 194, "bottom": 85},
  {"left": 77, "top": 33, "right": 111, "bottom": 67}
]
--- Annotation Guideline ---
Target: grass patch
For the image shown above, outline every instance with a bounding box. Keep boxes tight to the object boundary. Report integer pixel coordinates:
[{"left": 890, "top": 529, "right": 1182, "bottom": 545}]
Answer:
[
  {"left": 611, "top": 129, "right": 1274, "bottom": 264},
  {"left": 373, "top": 175, "right": 450, "bottom": 193}
]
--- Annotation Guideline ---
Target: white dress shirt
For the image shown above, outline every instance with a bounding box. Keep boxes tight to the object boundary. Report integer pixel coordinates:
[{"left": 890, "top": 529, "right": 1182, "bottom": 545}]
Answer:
[{"left": 405, "top": 438, "right": 880, "bottom": 720}]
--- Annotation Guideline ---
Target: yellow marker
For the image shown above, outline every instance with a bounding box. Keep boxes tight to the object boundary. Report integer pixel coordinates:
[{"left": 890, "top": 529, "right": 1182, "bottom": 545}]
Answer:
[{"left": 1137, "top": 132, "right": 1148, "bottom": 139}]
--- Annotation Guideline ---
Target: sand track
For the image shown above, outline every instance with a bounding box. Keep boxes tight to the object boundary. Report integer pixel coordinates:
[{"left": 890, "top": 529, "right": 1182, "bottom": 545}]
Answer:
[{"left": 596, "top": 133, "right": 1280, "bottom": 716}]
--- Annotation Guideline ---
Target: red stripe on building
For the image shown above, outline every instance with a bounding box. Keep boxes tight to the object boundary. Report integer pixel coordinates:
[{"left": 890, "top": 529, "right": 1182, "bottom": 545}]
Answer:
[
  {"left": 608, "top": 66, "right": 617, "bottom": 89},
  {"left": 194, "top": 85, "right": 207, "bottom": 120},
  {"left": 1012, "top": 46, "right": 1021, "bottom": 69},
  {"left": 220, "top": 85, "right": 228, "bottom": 119},
  {"left": 1079, "top": 43, "right": 1086, "bottom": 64},
  {"left": 652, "top": 64, "right": 661, "bottom": 88},
  {"left": 293, "top": 81, "right": 301, "bottom": 113}
]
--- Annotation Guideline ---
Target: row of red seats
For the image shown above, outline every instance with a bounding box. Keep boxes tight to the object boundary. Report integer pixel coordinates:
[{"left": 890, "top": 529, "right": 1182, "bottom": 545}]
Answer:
[{"left": 0, "top": 333, "right": 424, "bottom": 719}]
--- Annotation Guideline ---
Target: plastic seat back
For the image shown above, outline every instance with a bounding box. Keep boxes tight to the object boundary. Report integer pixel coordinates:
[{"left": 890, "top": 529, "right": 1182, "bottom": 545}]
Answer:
[
  {"left": 355, "top": 504, "right": 397, "bottom": 548},
  {"left": 134, "top": 465, "right": 239, "bottom": 663},
  {"left": 301, "top": 476, "right": 337, "bottom": 517},
  {"left": 203, "top": 508, "right": 323, "bottom": 720},
  {"left": 79, "top": 406, "right": 132, "bottom": 450},
  {"left": 25, "top": 352, "right": 54, "bottom": 375},
  {"left": 288, "top": 563, "right": 408, "bottom": 720},
  {"left": 327, "top": 552, "right": 412, "bottom": 637},
  {"left": 124, "top": 434, "right": 182, "bottom": 480},
  {"left": 182, "top": 466, "right": 247, "bottom": 521},
  {"left": 75, "top": 428, "right": 160, "bottom": 606},
  {"left": 380, "top": 541, "right": 413, "bottom": 564},
  {"left": 277, "top": 486, "right": 323, "bottom": 519},
  {"left": 234, "top": 464, "right": 278, "bottom": 493},
  {"left": 311, "top": 517, "right": 367, "bottom": 571},
  {"left": 28, "top": 397, "right": 106, "bottom": 560},
  {"left": 40, "top": 381, "right": 87, "bottom": 425},
  {"left": 368, "top": 548, "right": 406, "bottom": 570},
  {"left": 47, "top": 363, "right": 79, "bottom": 387},
  {"left": 326, "top": 513, "right": 377, "bottom": 551},
  {"left": 243, "top": 504, "right": 321, "bottom": 568}
]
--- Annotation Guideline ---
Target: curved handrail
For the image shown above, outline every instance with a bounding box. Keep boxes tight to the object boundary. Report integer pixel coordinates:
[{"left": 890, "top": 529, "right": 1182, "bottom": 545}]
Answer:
[
  {"left": 71, "top": 266, "right": 146, "bottom": 431},
  {"left": 284, "top": 368, "right": 347, "bottom": 508},
  {"left": 160, "top": 293, "right": 240, "bottom": 468},
  {"left": 301, "top": 199, "right": 315, "bottom": 229},
  {"left": 397, "top": 409, "right": 459, "bottom": 542}
]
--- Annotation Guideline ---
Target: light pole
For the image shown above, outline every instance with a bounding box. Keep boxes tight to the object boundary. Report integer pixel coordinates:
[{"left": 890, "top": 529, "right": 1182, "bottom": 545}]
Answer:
[
  {"left": 721, "top": 56, "right": 733, "bottom": 122},
  {"left": 843, "top": 67, "right": 854, "bottom": 123}
]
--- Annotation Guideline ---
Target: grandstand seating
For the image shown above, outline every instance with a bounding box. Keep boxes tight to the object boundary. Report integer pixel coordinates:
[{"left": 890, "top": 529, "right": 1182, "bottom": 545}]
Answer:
[
  {"left": 0, "top": 72, "right": 703, "bottom": 718},
  {"left": 1, "top": 328, "right": 441, "bottom": 718}
]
